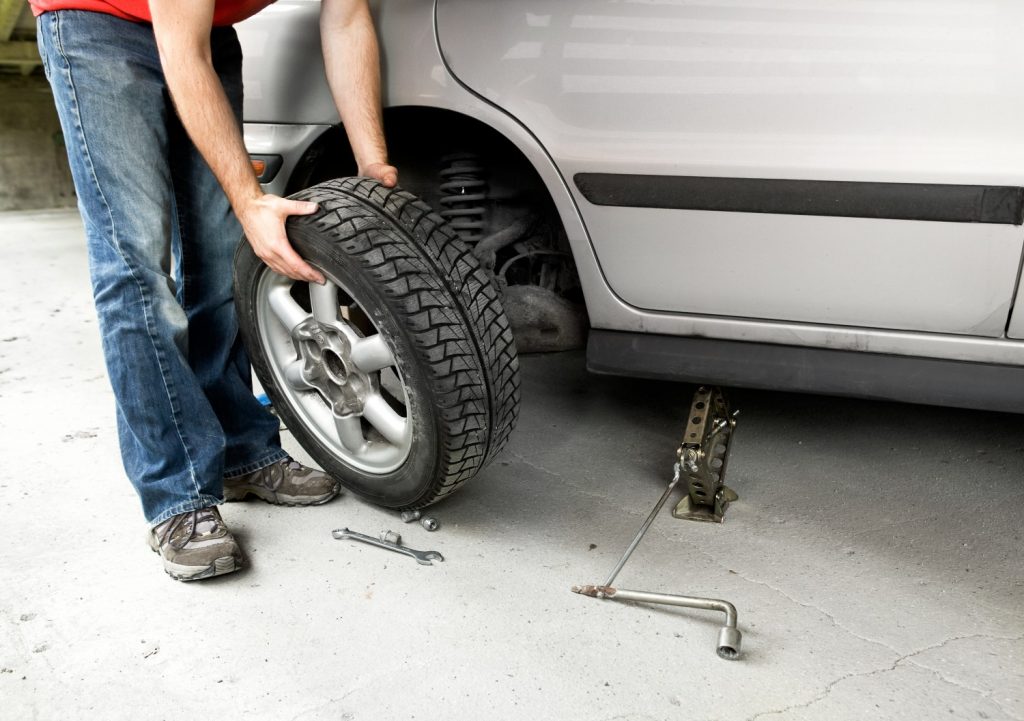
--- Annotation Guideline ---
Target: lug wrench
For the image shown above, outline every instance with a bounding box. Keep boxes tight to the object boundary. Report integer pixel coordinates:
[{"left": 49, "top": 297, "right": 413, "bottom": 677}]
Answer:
[
  {"left": 332, "top": 528, "right": 444, "bottom": 566},
  {"left": 572, "top": 463, "right": 743, "bottom": 660}
]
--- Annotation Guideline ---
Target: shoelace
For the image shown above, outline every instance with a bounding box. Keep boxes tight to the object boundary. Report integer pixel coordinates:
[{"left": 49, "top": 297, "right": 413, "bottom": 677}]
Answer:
[
  {"left": 158, "top": 508, "right": 222, "bottom": 549},
  {"left": 280, "top": 459, "right": 303, "bottom": 473}
]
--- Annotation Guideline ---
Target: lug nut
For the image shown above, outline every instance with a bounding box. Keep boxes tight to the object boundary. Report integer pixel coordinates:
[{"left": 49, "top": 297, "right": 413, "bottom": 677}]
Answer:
[
  {"left": 379, "top": 530, "right": 401, "bottom": 545},
  {"left": 420, "top": 517, "right": 439, "bottom": 532},
  {"left": 400, "top": 510, "right": 421, "bottom": 523}
]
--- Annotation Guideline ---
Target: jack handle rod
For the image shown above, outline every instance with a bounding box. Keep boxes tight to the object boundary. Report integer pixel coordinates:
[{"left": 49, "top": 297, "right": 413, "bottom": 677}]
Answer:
[{"left": 602, "top": 463, "right": 681, "bottom": 588}]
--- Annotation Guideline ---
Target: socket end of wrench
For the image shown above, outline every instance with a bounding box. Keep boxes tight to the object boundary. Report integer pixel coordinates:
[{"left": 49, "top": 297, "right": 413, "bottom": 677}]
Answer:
[{"left": 716, "top": 627, "right": 742, "bottom": 660}]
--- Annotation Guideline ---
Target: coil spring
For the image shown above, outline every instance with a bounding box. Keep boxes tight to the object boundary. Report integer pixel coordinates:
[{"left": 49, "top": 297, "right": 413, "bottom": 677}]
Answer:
[{"left": 439, "top": 154, "right": 487, "bottom": 243}]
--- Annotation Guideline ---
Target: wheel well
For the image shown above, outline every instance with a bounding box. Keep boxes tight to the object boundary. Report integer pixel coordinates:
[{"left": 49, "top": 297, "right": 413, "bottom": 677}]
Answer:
[{"left": 289, "top": 108, "right": 556, "bottom": 231}]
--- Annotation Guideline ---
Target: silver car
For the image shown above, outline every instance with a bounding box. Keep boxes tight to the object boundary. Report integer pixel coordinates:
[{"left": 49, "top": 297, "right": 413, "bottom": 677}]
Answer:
[{"left": 235, "top": 1, "right": 1024, "bottom": 504}]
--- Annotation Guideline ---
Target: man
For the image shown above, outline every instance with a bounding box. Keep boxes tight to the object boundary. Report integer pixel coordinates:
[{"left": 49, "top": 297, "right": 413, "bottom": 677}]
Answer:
[{"left": 31, "top": 0, "right": 398, "bottom": 580}]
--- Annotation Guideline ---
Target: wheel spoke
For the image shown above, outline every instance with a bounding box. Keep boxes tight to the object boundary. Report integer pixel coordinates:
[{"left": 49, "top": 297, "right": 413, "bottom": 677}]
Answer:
[
  {"left": 284, "top": 360, "right": 312, "bottom": 391},
  {"left": 350, "top": 334, "right": 396, "bottom": 373},
  {"left": 268, "top": 282, "right": 309, "bottom": 333},
  {"left": 310, "top": 280, "right": 339, "bottom": 324},
  {"left": 334, "top": 415, "right": 366, "bottom": 454},
  {"left": 362, "top": 394, "right": 409, "bottom": 447}
]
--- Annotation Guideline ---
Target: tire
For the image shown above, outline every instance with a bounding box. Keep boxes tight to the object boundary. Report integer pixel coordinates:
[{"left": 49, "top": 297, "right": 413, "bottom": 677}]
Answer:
[{"left": 234, "top": 177, "right": 520, "bottom": 508}]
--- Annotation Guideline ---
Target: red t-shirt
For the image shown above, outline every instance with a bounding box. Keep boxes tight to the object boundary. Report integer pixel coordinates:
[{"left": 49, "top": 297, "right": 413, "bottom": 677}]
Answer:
[{"left": 28, "top": 0, "right": 275, "bottom": 26}]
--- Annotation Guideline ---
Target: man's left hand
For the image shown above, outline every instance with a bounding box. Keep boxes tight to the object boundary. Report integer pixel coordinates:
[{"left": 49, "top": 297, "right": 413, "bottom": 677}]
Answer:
[{"left": 361, "top": 162, "right": 398, "bottom": 188}]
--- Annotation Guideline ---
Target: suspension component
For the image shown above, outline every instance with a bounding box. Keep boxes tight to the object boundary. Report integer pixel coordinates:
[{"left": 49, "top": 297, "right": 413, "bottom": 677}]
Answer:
[{"left": 438, "top": 153, "right": 487, "bottom": 243}]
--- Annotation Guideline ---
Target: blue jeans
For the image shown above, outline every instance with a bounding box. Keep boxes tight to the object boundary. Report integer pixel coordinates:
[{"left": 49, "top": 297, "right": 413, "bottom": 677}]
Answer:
[{"left": 37, "top": 10, "right": 287, "bottom": 526}]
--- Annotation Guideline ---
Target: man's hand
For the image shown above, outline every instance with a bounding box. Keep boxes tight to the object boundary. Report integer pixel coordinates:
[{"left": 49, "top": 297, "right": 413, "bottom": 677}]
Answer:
[
  {"left": 238, "top": 195, "right": 325, "bottom": 284},
  {"left": 361, "top": 161, "right": 398, "bottom": 187}
]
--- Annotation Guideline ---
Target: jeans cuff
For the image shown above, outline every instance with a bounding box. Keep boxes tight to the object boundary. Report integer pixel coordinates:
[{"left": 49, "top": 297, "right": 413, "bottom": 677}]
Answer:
[
  {"left": 148, "top": 495, "right": 223, "bottom": 529},
  {"left": 223, "top": 448, "right": 290, "bottom": 479}
]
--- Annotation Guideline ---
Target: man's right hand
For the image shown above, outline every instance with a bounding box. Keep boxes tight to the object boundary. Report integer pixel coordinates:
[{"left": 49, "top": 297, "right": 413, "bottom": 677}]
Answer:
[{"left": 238, "top": 194, "right": 326, "bottom": 285}]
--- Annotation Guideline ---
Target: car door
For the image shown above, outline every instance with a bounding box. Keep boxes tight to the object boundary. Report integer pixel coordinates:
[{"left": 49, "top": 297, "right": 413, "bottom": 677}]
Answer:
[{"left": 435, "top": 0, "right": 1024, "bottom": 338}]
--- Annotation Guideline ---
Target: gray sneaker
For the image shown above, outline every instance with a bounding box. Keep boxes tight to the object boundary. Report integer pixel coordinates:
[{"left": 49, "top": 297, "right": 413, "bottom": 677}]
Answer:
[
  {"left": 149, "top": 506, "right": 243, "bottom": 581},
  {"left": 223, "top": 458, "right": 340, "bottom": 506}
]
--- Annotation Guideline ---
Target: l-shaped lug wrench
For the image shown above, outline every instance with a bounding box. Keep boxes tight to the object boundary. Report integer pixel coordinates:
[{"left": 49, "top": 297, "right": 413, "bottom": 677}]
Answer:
[{"left": 572, "top": 463, "right": 743, "bottom": 660}]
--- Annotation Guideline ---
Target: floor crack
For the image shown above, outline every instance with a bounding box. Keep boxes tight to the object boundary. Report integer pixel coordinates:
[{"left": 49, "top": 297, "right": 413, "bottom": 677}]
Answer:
[
  {"left": 902, "top": 634, "right": 1024, "bottom": 721},
  {"left": 718, "top": 566, "right": 902, "bottom": 656},
  {"left": 745, "top": 634, "right": 1024, "bottom": 721},
  {"left": 746, "top": 663, "right": 900, "bottom": 721}
]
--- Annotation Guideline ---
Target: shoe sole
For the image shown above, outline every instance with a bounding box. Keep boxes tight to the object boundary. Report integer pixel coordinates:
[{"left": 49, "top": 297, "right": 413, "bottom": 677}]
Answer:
[
  {"left": 223, "top": 483, "right": 339, "bottom": 506},
  {"left": 149, "top": 539, "right": 244, "bottom": 581},
  {"left": 162, "top": 554, "right": 243, "bottom": 581}
]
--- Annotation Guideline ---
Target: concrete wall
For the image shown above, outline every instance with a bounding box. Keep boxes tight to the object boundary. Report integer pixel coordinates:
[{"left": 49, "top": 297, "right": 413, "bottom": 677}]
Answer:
[{"left": 0, "top": 73, "right": 77, "bottom": 211}]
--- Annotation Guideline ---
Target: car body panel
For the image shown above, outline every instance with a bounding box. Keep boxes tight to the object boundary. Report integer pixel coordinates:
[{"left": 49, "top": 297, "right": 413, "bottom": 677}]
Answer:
[
  {"left": 1007, "top": 289, "right": 1024, "bottom": 339},
  {"left": 570, "top": 206, "right": 1018, "bottom": 336},
  {"left": 239, "top": 1, "right": 337, "bottom": 125},
  {"left": 237, "top": 0, "right": 1024, "bottom": 371},
  {"left": 243, "top": 122, "right": 332, "bottom": 196},
  {"left": 434, "top": 0, "right": 1024, "bottom": 336}
]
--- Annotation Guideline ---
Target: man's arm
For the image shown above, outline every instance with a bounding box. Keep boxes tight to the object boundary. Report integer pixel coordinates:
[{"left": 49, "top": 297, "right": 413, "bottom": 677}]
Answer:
[
  {"left": 149, "top": 0, "right": 325, "bottom": 284},
  {"left": 320, "top": 0, "right": 397, "bottom": 186}
]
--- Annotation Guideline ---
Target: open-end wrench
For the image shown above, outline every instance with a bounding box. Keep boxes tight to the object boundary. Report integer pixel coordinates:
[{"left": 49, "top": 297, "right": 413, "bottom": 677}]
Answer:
[{"left": 331, "top": 528, "right": 444, "bottom": 566}]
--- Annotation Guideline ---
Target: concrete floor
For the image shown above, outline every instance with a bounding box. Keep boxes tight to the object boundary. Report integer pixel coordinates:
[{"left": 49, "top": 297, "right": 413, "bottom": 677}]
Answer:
[{"left": 1, "top": 209, "right": 1022, "bottom": 721}]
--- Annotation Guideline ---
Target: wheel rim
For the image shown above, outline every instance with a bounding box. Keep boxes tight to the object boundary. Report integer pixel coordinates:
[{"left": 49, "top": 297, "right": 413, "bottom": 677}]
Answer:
[{"left": 255, "top": 268, "right": 413, "bottom": 474}]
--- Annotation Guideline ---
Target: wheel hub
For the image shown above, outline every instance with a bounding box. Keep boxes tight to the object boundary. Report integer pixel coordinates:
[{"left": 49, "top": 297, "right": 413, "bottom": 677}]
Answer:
[{"left": 292, "top": 317, "right": 371, "bottom": 417}]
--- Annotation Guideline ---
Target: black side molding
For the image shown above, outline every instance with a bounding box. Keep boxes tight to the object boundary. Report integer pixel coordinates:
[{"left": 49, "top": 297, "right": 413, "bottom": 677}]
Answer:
[
  {"left": 587, "top": 330, "right": 1024, "bottom": 414},
  {"left": 574, "top": 173, "right": 1024, "bottom": 225}
]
